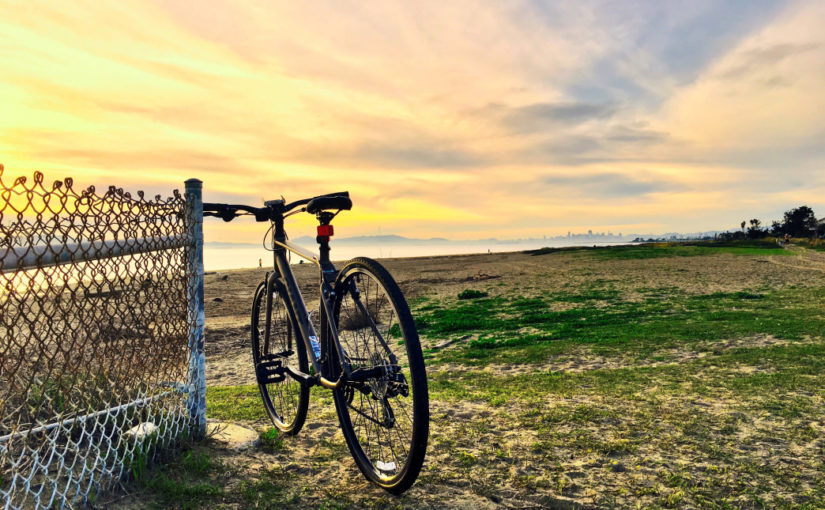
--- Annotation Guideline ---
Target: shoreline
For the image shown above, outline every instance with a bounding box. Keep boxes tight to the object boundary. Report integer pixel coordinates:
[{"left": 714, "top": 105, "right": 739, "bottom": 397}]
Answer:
[{"left": 203, "top": 240, "right": 634, "bottom": 272}]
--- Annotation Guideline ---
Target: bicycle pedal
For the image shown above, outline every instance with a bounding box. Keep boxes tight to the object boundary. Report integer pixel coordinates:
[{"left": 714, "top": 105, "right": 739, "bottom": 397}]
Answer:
[{"left": 256, "top": 359, "right": 286, "bottom": 384}]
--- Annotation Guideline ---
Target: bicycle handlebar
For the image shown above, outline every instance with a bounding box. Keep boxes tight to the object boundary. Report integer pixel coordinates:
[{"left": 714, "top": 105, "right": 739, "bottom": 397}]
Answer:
[{"left": 203, "top": 191, "right": 350, "bottom": 222}]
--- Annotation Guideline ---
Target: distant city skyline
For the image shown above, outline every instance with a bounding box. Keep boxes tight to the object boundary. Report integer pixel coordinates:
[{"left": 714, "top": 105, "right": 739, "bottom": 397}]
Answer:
[{"left": 2, "top": 1, "right": 823, "bottom": 244}]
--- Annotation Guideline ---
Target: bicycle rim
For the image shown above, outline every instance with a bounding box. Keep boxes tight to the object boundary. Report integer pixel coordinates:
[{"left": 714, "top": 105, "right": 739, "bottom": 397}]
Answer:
[
  {"left": 331, "top": 258, "right": 428, "bottom": 493},
  {"left": 251, "top": 280, "right": 309, "bottom": 434}
]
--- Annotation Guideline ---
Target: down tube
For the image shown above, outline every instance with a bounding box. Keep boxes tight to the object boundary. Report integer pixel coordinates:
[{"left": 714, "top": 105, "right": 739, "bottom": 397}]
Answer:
[{"left": 274, "top": 249, "right": 322, "bottom": 373}]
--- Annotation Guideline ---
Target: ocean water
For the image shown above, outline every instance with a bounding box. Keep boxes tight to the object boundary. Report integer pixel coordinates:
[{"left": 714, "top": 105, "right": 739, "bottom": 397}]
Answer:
[{"left": 203, "top": 240, "right": 628, "bottom": 271}]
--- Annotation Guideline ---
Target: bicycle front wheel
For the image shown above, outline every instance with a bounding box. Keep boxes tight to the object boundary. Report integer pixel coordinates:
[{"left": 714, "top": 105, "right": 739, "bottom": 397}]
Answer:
[
  {"left": 330, "top": 257, "right": 429, "bottom": 494},
  {"left": 251, "top": 279, "right": 309, "bottom": 434}
]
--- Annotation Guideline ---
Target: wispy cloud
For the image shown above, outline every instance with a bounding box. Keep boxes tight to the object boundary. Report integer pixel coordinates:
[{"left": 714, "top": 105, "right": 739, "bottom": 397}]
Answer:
[
  {"left": 541, "top": 172, "right": 682, "bottom": 198},
  {"left": 718, "top": 42, "right": 819, "bottom": 80},
  {"left": 482, "top": 101, "right": 620, "bottom": 134}
]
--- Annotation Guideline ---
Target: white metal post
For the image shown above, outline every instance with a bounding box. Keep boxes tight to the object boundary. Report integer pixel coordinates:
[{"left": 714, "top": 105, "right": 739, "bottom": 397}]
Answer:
[{"left": 185, "top": 178, "right": 206, "bottom": 439}]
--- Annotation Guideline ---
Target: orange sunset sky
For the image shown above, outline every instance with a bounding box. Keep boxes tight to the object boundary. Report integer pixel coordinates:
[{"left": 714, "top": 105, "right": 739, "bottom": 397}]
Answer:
[{"left": 2, "top": 1, "right": 824, "bottom": 243}]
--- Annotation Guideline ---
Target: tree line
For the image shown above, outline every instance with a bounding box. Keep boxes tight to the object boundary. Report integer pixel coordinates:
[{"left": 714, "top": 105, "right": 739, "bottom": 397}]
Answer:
[{"left": 719, "top": 205, "right": 822, "bottom": 241}]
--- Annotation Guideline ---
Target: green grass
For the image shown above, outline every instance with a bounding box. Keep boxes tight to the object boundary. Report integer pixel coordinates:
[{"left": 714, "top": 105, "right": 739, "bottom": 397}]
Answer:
[
  {"left": 457, "top": 289, "right": 489, "bottom": 300},
  {"left": 260, "top": 427, "right": 284, "bottom": 453},
  {"left": 417, "top": 285, "right": 825, "bottom": 366},
  {"left": 132, "top": 448, "right": 225, "bottom": 509},
  {"left": 527, "top": 240, "right": 788, "bottom": 260},
  {"left": 207, "top": 386, "right": 268, "bottom": 421},
  {"left": 239, "top": 465, "right": 300, "bottom": 508},
  {"left": 593, "top": 243, "right": 785, "bottom": 260},
  {"left": 429, "top": 342, "right": 825, "bottom": 404}
]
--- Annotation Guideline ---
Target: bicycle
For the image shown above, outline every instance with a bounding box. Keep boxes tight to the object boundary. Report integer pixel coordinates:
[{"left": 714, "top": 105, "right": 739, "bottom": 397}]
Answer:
[{"left": 203, "top": 192, "right": 429, "bottom": 494}]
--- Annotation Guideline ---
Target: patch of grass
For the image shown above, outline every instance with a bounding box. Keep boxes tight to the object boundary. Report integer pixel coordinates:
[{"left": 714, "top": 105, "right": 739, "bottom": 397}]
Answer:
[
  {"left": 425, "top": 338, "right": 825, "bottom": 505},
  {"left": 260, "top": 427, "right": 284, "bottom": 453},
  {"left": 145, "top": 472, "right": 222, "bottom": 507},
  {"left": 457, "top": 289, "right": 489, "bottom": 300},
  {"left": 593, "top": 242, "right": 786, "bottom": 260},
  {"left": 431, "top": 342, "right": 825, "bottom": 405},
  {"left": 239, "top": 466, "right": 298, "bottom": 508},
  {"left": 207, "top": 386, "right": 267, "bottom": 421},
  {"left": 456, "top": 451, "right": 478, "bottom": 467},
  {"left": 424, "top": 286, "right": 825, "bottom": 366},
  {"left": 180, "top": 449, "right": 213, "bottom": 476},
  {"left": 132, "top": 448, "right": 225, "bottom": 509},
  {"left": 527, "top": 240, "right": 788, "bottom": 260},
  {"left": 418, "top": 297, "right": 505, "bottom": 334}
]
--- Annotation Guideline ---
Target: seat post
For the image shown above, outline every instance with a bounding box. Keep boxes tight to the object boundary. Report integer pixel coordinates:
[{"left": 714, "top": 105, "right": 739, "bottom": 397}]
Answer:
[{"left": 316, "top": 211, "right": 335, "bottom": 269}]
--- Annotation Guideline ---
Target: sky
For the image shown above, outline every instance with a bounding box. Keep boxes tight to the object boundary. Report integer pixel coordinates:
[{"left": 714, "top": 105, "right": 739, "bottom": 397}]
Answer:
[{"left": 1, "top": 0, "right": 824, "bottom": 243}]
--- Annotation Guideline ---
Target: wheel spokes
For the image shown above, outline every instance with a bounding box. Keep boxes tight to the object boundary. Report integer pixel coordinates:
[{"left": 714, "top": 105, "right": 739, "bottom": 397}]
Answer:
[
  {"left": 257, "top": 289, "right": 302, "bottom": 428},
  {"left": 337, "top": 270, "right": 413, "bottom": 478}
]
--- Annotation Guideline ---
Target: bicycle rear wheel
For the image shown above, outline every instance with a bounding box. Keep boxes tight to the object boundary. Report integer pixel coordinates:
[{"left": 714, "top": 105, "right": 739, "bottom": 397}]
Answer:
[
  {"left": 251, "top": 279, "right": 309, "bottom": 434},
  {"left": 330, "top": 257, "right": 429, "bottom": 494}
]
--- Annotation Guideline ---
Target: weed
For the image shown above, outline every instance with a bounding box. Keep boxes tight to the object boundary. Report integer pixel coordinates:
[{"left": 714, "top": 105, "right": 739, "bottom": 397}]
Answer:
[{"left": 260, "top": 427, "right": 284, "bottom": 453}]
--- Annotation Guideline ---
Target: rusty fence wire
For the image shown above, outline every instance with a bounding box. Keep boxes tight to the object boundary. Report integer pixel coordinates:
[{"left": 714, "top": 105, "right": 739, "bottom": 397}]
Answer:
[{"left": 0, "top": 165, "right": 204, "bottom": 509}]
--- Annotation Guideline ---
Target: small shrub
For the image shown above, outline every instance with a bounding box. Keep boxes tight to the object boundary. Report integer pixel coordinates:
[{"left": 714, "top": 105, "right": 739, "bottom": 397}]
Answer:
[
  {"left": 458, "top": 289, "right": 489, "bottom": 300},
  {"left": 260, "top": 428, "right": 284, "bottom": 453}
]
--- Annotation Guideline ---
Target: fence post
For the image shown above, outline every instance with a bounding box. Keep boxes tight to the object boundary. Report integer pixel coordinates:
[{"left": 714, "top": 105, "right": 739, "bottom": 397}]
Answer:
[{"left": 185, "top": 178, "right": 206, "bottom": 439}]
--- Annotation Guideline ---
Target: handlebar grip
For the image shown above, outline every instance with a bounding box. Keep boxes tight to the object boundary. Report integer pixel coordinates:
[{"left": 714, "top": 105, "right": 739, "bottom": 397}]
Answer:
[{"left": 202, "top": 203, "right": 270, "bottom": 222}]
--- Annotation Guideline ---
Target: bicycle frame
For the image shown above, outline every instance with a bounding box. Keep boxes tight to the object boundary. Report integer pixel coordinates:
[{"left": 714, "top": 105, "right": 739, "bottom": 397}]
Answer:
[
  {"left": 265, "top": 229, "right": 399, "bottom": 392},
  {"left": 263, "top": 213, "right": 403, "bottom": 393},
  {"left": 203, "top": 199, "right": 398, "bottom": 390},
  {"left": 265, "top": 235, "right": 351, "bottom": 389}
]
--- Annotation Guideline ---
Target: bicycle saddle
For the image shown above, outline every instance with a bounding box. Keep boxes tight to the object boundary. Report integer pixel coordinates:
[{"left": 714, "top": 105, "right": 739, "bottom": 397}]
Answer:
[{"left": 306, "top": 195, "right": 352, "bottom": 214}]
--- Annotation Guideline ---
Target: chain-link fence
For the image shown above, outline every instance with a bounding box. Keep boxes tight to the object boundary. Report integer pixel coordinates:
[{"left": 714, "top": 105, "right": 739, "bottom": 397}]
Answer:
[{"left": 0, "top": 165, "right": 205, "bottom": 509}]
